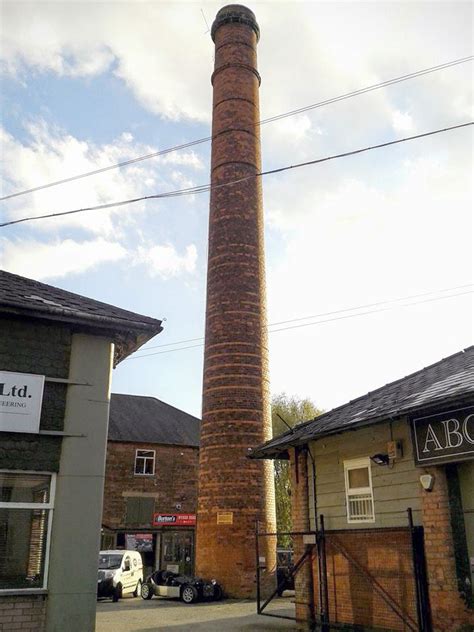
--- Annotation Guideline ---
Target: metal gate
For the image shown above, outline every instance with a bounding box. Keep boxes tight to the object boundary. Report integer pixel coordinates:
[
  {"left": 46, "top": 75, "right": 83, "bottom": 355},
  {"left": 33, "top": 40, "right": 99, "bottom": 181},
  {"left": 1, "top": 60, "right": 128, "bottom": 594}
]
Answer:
[{"left": 255, "top": 509, "right": 431, "bottom": 631}]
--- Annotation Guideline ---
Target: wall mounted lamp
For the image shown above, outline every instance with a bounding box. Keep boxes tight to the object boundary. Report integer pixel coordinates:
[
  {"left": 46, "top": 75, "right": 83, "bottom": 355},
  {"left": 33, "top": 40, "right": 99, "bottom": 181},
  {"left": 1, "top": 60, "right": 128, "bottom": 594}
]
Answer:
[{"left": 370, "top": 453, "right": 390, "bottom": 466}]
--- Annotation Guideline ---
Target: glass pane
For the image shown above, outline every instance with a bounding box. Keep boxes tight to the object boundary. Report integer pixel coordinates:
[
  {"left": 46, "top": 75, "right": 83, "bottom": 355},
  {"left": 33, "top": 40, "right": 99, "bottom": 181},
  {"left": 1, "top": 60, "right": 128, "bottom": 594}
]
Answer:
[
  {"left": 348, "top": 466, "right": 369, "bottom": 489},
  {"left": 144, "top": 459, "right": 154, "bottom": 475},
  {"left": 0, "top": 473, "right": 50, "bottom": 504},
  {"left": 0, "top": 508, "right": 48, "bottom": 589},
  {"left": 137, "top": 451, "right": 154, "bottom": 458},
  {"left": 135, "top": 458, "right": 144, "bottom": 474}
]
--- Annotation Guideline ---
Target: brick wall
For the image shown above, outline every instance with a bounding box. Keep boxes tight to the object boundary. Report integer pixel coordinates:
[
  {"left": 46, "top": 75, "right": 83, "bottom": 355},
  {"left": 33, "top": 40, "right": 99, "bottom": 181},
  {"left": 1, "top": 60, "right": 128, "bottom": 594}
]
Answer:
[
  {"left": 421, "top": 465, "right": 474, "bottom": 631},
  {"left": 0, "top": 595, "right": 46, "bottom": 632},
  {"left": 102, "top": 441, "right": 199, "bottom": 528},
  {"left": 322, "top": 529, "right": 417, "bottom": 631}
]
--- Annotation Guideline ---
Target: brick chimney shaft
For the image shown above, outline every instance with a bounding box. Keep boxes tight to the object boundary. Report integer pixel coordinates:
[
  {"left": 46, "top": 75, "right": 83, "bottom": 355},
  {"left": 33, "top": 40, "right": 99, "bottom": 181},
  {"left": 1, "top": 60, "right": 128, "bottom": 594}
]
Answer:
[{"left": 196, "top": 5, "right": 276, "bottom": 597}]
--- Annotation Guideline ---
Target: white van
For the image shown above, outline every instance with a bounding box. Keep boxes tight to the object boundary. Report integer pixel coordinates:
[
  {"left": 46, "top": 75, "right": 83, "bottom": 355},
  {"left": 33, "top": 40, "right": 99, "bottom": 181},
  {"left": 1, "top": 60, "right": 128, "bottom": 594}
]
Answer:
[{"left": 97, "top": 550, "right": 144, "bottom": 601}]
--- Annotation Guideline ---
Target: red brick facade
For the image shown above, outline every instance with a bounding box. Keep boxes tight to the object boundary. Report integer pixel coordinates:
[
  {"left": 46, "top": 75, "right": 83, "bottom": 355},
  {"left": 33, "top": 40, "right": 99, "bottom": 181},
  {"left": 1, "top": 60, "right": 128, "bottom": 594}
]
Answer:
[
  {"left": 196, "top": 5, "right": 276, "bottom": 597},
  {"left": 102, "top": 441, "right": 199, "bottom": 529},
  {"left": 289, "top": 450, "right": 474, "bottom": 631},
  {"left": 421, "top": 466, "right": 474, "bottom": 632}
]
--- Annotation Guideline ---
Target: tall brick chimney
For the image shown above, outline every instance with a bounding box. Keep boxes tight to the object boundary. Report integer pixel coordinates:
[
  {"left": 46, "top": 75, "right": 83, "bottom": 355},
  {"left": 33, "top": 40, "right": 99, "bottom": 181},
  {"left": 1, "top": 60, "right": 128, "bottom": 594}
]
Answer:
[{"left": 195, "top": 5, "right": 276, "bottom": 598}]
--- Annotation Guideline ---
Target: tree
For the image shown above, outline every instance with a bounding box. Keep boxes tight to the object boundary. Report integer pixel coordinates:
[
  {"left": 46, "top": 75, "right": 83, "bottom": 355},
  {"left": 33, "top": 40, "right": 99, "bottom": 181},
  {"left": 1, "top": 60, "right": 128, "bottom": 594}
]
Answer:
[{"left": 271, "top": 393, "right": 322, "bottom": 548}]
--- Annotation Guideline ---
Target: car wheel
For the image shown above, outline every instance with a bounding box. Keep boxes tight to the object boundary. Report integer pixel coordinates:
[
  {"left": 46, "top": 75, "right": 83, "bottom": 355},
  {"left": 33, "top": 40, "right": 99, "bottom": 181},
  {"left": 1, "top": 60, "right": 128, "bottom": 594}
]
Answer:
[
  {"left": 112, "top": 583, "right": 122, "bottom": 602},
  {"left": 141, "top": 582, "right": 153, "bottom": 600},
  {"left": 133, "top": 579, "right": 142, "bottom": 598},
  {"left": 181, "top": 585, "right": 198, "bottom": 604},
  {"left": 213, "top": 585, "right": 223, "bottom": 601}
]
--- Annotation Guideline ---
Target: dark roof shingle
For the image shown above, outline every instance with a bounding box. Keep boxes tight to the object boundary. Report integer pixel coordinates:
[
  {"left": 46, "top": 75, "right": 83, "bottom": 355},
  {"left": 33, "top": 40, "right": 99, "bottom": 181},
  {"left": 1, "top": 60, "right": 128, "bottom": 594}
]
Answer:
[
  {"left": 0, "top": 270, "right": 163, "bottom": 363},
  {"left": 251, "top": 346, "right": 474, "bottom": 459},
  {"left": 109, "top": 394, "right": 201, "bottom": 447}
]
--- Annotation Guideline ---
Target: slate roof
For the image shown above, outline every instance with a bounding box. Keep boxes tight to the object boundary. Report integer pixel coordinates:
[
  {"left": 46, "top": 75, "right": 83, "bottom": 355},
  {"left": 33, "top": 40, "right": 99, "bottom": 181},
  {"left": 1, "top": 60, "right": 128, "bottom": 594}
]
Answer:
[
  {"left": 0, "top": 270, "right": 163, "bottom": 363},
  {"left": 108, "top": 394, "right": 201, "bottom": 447},
  {"left": 251, "top": 346, "right": 474, "bottom": 459}
]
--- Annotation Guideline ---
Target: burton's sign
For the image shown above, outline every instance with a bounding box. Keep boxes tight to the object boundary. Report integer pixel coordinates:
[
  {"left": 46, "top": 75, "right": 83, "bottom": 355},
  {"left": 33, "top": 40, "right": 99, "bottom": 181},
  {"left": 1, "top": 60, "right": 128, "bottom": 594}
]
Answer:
[
  {"left": 412, "top": 406, "right": 474, "bottom": 466},
  {"left": 0, "top": 371, "right": 45, "bottom": 434},
  {"left": 152, "top": 513, "right": 196, "bottom": 527}
]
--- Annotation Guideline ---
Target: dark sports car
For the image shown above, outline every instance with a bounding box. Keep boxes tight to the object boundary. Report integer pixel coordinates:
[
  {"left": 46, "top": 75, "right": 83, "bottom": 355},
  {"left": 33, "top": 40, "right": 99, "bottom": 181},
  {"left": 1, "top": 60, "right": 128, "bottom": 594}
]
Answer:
[{"left": 140, "top": 570, "right": 223, "bottom": 604}]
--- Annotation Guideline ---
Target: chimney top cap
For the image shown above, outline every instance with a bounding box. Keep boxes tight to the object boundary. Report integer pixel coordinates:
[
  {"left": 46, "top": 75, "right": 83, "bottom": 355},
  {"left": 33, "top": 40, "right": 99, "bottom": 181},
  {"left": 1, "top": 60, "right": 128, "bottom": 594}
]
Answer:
[{"left": 211, "top": 5, "right": 260, "bottom": 42}]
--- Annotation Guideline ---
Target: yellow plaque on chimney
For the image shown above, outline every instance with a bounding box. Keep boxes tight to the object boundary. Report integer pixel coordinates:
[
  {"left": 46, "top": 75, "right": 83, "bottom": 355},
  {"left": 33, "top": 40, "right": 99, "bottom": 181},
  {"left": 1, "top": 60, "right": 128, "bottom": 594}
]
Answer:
[{"left": 217, "top": 511, "right": 233, "bottom": 525}]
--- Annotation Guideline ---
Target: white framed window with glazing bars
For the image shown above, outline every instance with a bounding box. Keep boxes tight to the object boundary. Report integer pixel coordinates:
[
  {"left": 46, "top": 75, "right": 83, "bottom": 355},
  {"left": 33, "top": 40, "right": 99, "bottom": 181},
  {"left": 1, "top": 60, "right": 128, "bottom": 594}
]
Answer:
[
  {"left": 134, "top": 449, "right": 155, "bottom": 476},
  {"left": 343, "top": 457, "right": 375, "bottom": 523}
]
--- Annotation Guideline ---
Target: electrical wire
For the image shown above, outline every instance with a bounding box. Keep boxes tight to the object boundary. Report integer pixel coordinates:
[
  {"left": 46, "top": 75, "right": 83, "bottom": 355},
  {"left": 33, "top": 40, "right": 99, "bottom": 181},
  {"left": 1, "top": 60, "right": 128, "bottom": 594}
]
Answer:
[
  {"left": 1, "top": 121, "right": 472, "bottom": 228},
  {"left": 132, "top": 283, "right": 473, "bottom": 353},
  {"left": 125, "top": 288, "right": 473, "bottom": 360},
  {"left": 1, "top": 55, "right": 472, "bottom": 202}
]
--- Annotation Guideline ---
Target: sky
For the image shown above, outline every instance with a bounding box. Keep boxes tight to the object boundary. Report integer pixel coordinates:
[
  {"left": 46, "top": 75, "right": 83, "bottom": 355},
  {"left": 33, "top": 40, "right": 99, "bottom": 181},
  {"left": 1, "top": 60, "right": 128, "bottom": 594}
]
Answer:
[{"left": 0, "top": 1, "right": 472, "bottom": 420}]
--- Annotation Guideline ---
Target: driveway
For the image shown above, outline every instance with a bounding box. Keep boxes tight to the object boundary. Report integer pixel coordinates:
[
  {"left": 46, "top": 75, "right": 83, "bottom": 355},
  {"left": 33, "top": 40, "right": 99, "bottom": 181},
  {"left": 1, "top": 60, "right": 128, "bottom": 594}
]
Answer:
[{"left": 96, "top": 594, "right": 297, "bottom": 631}]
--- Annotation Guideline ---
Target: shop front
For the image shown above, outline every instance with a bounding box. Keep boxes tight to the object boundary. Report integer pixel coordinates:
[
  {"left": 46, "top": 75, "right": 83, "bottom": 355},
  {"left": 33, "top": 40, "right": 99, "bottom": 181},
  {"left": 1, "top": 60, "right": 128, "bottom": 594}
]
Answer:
[{"left": 102, "top": 513, "right": 197, "bottom": 578}]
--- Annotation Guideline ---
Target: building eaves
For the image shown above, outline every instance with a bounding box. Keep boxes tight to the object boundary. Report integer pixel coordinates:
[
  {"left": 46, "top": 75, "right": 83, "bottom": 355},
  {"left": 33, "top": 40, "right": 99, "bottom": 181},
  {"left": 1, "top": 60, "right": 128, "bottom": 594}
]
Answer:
[
  {"left": 250, "top": 346, "right": 474, "bottom": 459},
  {"left": 0, "top": 270, "right": 163, "bottom": 363}
]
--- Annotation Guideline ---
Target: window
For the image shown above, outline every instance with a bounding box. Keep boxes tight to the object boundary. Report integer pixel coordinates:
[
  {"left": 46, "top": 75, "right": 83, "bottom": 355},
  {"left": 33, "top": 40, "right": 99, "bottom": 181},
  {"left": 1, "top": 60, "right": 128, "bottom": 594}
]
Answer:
[
  {"left": 344, "top": 458, "right": 375, "bottom": 523},
  {"left": 134, "top": 450, "right": 155, "bottom": 476},
  {"left": 0, "top": 471, "right": 55, "bottom": 591}
]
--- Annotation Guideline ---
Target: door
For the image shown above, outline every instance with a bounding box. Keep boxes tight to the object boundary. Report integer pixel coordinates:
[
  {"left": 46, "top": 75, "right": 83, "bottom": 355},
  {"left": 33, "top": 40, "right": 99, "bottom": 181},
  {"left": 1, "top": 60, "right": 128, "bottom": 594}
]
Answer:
[
  {"left": 161, "top": 531, "right": 194, "bottom": 575},
  {"left": 121, "top": 554, "right": 135, "bottom": 593}
]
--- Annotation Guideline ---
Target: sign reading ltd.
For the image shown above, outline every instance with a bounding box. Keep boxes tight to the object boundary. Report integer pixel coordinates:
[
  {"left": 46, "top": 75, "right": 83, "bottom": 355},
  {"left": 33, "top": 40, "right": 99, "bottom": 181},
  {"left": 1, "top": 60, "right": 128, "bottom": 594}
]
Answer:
[
  {"left": 152, "top": 513, "right": 196, "bottom": 527},
  {"left": 0, "top": 371, "right": 45, "bottom": 434},
  {"left": 412, "top": 406, "right": 474, "bottom": 466}
]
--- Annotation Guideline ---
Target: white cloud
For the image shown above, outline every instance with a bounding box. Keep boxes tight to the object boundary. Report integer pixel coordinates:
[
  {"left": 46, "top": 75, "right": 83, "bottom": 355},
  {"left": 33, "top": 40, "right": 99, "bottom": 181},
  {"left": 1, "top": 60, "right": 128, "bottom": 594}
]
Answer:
[
  {"left": 2, "top": 1, "right": 471, "bottom": 127},
  {"left": 0, "top": 237, "right": 127, "bottom": 280},
  {"left": 391, "top": 110, "right": 415, "bottom": 134},
  {"left": 0, "top": 121, "right": 202, "bottom": 235},
  {"left": 135, "top": 243, "right": 197, "bottom": 279}
]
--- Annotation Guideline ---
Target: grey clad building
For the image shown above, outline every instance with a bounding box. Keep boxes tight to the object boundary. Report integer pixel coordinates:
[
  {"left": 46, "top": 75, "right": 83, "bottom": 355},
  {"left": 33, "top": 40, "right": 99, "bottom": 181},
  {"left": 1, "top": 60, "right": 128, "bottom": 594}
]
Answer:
[{"left": 0, "top": 270, "right": 163, "bottom": 632}]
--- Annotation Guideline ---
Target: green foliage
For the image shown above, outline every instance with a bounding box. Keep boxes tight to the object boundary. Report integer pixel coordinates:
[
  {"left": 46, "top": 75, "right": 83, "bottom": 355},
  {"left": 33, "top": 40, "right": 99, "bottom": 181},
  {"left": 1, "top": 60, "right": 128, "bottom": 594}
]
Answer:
[{"left": 271, "top": 393, "right": 321, "bottom": 548}]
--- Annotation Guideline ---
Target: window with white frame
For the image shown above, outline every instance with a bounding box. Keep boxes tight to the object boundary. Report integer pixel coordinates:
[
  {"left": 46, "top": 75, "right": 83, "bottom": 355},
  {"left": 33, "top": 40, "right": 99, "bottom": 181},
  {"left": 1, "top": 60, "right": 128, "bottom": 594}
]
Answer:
[
  {"left": 0, "top": 471, "right": 55, "bottom": 591},
  {"left": 343, "top": 458, "right": 375, "bottom": 523},
  {"left": 134, "top": 450, "right": 155, "bottom": 476}
]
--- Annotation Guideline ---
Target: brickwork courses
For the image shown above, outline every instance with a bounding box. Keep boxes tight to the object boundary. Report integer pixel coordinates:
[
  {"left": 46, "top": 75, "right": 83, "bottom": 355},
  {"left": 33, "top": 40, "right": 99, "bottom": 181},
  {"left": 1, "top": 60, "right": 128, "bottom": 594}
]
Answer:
[
  {"left": 0, "top": 595, "right": 46, "bottom": 632},
  {"left": 102, "top": 442, "right": 199, "bottom": 528},
  {"left": 196, "top": 5, "right": 276, "bottom": 598},
  {"left": 321, "top": 530, "right": 418, "bottom": 631},
  {"left": 421, "top": 465, "right": 474, "bottom": 631}
]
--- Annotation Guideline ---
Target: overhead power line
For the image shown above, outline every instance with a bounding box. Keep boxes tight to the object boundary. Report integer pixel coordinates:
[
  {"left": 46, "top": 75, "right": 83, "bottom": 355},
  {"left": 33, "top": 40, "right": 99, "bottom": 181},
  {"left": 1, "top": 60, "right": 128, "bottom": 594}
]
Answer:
[
  {"left": 1, "top": 55, "right": 472, "bottom": 202},
  {"left": 125, "top": 287, "right": 473, "bottom": 361},
  {"left": 131, "top": 283, "right": 474, "bottom": 353},
  {"left": 1, "top": 121, "right": 472, "bottom": 229}
]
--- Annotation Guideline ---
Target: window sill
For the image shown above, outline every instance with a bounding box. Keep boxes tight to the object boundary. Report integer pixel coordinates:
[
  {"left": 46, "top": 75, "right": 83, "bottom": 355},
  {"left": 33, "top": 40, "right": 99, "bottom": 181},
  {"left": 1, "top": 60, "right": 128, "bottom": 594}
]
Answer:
[{"left": 0, "top": 588, "right": 48, "bottom": 596}]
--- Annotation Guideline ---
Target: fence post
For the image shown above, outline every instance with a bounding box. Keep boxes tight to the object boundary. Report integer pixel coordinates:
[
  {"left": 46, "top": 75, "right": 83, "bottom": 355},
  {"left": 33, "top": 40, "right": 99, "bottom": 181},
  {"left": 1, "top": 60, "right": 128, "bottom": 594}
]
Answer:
[
  {"left": 255, "top": 520, "right": 261, "bottom": 614},
  {"left": 319, "top": 514, "right": 330, "bottom": 631},
  {"left": 408, "top": 508, "right": 423, "bottom": 631}
]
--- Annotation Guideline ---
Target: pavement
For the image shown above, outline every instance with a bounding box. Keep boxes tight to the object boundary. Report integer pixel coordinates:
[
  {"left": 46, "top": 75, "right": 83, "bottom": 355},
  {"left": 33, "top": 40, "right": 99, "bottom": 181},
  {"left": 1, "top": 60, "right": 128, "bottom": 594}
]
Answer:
[{"left": 96, "top": 593, "right": 298, "bottom": 631}]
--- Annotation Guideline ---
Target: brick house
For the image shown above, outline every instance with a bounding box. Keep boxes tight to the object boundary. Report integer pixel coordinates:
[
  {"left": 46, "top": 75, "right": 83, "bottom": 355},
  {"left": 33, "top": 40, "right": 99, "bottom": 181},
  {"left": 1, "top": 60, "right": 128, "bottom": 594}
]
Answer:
[
  {"left": 101, "top": 394, "right": 200, "bottom": 578},
  {"left": 251, "top": 347, "right": 474, "bottom": 632},
  {"left": 0, "top": 271, "right": 162, "bottom": 632}
]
